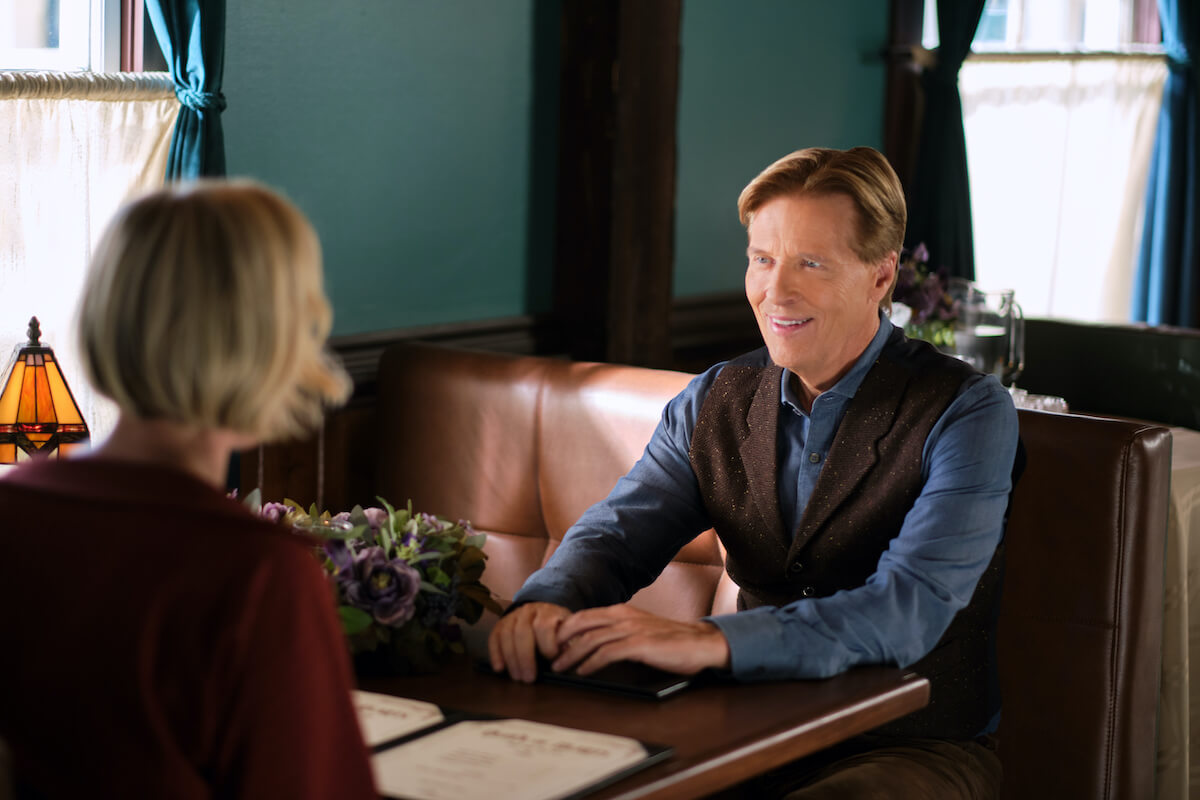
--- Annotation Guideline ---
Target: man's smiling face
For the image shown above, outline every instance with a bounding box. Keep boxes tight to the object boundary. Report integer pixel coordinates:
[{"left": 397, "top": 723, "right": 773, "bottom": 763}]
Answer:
[{"left": 744, "top": 191, "right": 894, "bottom": 405}]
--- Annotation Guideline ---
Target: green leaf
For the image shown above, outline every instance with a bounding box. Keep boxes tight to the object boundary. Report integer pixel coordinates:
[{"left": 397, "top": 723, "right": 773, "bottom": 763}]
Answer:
[
  {"left": 463, "top": 533, "right": 487, "bottom": 549},
  {"left": 338, "top": 605, "right": 373, "bottom": 635},
  {"left": 376, "top": 497, "right": 401, "bottom": 554},
  {"left": 316, "top": 523, "right": 368, "bottom": 542},
  {"left": 458, "top": 548, "right": 485, "bottom": 568}
]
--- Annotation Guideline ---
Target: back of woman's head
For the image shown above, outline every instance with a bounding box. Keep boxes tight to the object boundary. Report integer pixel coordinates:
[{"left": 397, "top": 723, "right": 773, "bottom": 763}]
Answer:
[{"left": 79, "top": 180, "right": 351, "bottom": 441}]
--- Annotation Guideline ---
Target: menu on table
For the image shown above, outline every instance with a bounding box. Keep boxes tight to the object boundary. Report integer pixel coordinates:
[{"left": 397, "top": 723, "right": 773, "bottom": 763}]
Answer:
[
  {"left": 371, "top": 717, "right": 663, "bottom": 800},
  {"left": 352, "top": 690, "right": 445, "bottom": 746}
]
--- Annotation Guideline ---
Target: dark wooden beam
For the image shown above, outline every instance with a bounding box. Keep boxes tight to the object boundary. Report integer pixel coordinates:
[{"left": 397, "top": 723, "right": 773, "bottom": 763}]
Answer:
[
  {"left": 552, "top": 0, "right": 681, "bottom": 367},
  {"left": 883, "top": 0, "right": 927, "bottom": 191}
]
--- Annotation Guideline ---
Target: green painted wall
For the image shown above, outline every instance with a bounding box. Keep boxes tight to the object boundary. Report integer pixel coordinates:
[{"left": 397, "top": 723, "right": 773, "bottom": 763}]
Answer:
[
  {"left": 221, "top": 1, "right": 887, "bottom": 334},
  {"left": 673, "top": 0, "right": 890, "bottom": 297},
  {"left": 223, "top": 0, "right": 555, "bottom": 337}
]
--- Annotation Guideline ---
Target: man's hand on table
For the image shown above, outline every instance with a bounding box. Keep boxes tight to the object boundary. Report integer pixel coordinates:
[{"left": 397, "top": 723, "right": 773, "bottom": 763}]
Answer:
[
  {"left": 488, "top": 601, "right": 573, "bottom": 683},
  {"left": 553, "top": 605, "right": 731, "bottom": 676},
  {"left": 490, "top": 601, "right": 732, "bottom": 683}
]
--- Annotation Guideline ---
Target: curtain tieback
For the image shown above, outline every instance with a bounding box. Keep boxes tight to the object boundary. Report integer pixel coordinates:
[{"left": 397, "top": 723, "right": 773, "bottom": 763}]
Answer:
[
  {"left": 1166, "top": 53, "right": 1192, "bottom": 71},
  {"left": 175, "top": 87, "right": 227, "bottom": 112}
]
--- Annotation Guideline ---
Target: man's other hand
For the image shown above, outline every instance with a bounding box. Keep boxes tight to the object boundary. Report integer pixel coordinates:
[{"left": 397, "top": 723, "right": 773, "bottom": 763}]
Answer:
[
  {"left": 552, "top": 604, "right": 732, "bottom": 676},
  {"left": 487, "top": 602, "right": 572, "bottom": 683}
]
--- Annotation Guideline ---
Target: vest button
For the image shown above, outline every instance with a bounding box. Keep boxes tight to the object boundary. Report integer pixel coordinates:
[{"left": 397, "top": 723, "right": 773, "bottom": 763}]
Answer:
[
  {"left": 801, "top": 586, "right": 816, "bottom": 597},
  {"left": 789, "top": 562, "right": 803, "bottom": 574},
  {"left": 808, "top": 452, "right": 821, "bottom": 463}
]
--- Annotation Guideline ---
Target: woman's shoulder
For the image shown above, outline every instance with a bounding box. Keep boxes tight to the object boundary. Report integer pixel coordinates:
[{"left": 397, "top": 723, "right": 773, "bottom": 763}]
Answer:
[{"left": 1, "top": 457, "right": 315, "bottom": 560}]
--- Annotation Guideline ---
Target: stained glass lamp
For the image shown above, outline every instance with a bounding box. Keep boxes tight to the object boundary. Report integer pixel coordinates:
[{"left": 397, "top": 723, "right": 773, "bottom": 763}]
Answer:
[{"left": 0, "top": 317, "right": 90, "bottom": 464}]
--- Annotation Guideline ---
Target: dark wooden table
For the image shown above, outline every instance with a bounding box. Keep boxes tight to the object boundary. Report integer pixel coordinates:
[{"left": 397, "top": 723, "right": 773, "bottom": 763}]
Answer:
[{"left": 360, "top": 658, "right": 929, "bottom": 800}]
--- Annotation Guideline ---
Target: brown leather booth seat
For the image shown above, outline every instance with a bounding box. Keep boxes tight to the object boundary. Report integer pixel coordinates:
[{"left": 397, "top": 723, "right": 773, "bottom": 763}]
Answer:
[
  {"left": 998, "top": 412, "right": 1168, "bottom": 799},
  {"left": 376, "top": 341, "right": 1170, "bottom": 800}
]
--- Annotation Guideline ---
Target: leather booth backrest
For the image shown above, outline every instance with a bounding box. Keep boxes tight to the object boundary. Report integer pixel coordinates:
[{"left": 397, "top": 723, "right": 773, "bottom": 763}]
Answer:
[
  {"left": 376, "top": 342, "right": 733, "bottom": 619},
  {"left": 999, "top": 411, "right": 1169, "bottom": 800},
  {"left": 377, "top": 343, "right": 552, "bottom": 605},
  {"left": 537, "top": 359, "right": 731, "bottom": 620}
]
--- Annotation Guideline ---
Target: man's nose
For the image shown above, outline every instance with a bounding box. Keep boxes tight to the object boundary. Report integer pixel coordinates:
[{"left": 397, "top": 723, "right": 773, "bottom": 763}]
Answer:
[{"left": 765, "top": 264, "right": 800, "bottom": 304}]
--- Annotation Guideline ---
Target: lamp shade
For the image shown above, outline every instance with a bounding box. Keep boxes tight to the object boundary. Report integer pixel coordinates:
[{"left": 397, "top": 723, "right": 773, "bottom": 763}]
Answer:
[{"left": 0, "top": 317, "right": 89, "bottom": 464}]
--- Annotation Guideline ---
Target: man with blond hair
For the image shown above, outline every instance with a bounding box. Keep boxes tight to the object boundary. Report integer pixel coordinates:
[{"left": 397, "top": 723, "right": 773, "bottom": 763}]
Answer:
[{"left": 490, "top": 147, "right": 1019, "bottom": 798}]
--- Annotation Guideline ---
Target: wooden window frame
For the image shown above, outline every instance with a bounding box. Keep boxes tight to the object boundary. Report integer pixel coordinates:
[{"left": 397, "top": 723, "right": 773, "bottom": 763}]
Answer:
[{"left": 120, "top": 0, "right": 144, "bottom": 71}]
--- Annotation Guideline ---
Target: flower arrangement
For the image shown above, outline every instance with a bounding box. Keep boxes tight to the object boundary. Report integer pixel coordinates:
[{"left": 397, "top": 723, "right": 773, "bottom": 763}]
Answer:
[
  {"left": 244, "top": 490, "right": 502, "bottom": 674},
  {"left": 891, "top": 243, "right": 959, "bottom": 349}
]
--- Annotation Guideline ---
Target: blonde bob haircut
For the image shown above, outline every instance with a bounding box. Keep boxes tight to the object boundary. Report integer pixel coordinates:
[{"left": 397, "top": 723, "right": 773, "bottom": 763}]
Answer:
[
  {"left": 78, "top": 180, "right": 351, "bottom": 442},
  {"left": 737, "top": 146, "right": 907, "bottom": 310}
]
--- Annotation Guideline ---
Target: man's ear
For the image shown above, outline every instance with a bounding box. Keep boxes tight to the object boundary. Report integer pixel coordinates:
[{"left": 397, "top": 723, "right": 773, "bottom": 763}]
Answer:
[{"left": 873, "top": 251, "right": 898, "bottom": 298}]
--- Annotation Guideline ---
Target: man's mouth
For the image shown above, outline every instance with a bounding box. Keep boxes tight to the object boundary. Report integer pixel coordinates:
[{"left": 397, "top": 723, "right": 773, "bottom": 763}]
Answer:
[{"left": 768, "top": 315, "right": 813, "bottom": 328}]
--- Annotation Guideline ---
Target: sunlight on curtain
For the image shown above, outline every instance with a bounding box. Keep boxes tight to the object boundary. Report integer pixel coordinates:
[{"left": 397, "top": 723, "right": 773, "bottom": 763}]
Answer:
[
  {"left": 961, "top": 55, "right": 1167, "bottom": 322},
  {"left": 0, "top": 71, "right": 179, "bottom": 449}
]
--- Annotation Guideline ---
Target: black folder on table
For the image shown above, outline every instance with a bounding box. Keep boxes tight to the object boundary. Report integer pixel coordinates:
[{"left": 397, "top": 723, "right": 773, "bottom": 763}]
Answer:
[
  {"left": 534, "top": 657, "right": 695, "bottom": 700},
  {"left": 477, "top": 657, "right": 695, "bottom": 700}
]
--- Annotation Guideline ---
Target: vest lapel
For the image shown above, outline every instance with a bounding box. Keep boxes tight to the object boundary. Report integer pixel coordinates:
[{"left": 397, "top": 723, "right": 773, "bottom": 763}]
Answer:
[
  {"left": 740, "top": 365, "right": 789, "bottom": 550},
  {"left": 789, "top": 356, "right": 911, "bottom": 558}
]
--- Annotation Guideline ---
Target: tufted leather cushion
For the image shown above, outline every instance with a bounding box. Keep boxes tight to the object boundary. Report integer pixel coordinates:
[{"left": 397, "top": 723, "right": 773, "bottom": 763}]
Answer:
[
  {"left": 376, "top": 344, "right": 551, "bottom": 601},
  {"left": 376, "top": 342, "right": 725, "bottom": 615}
]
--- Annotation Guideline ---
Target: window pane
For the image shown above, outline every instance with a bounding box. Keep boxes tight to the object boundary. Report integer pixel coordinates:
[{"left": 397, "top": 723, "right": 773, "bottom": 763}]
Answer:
[
  {"left": 1, "top": 0, "right": 59, "bottom": 48},
  {"left": 925, "top": 0, "right": 1166, "bottom": 53},
  {"left": 962, "top": 55, "right": 1167, "bottom": 321},
  {"left": 1082, "top": 0, "right": 1125, "bottom": 49},
  {"left": 922, "top": 1, "right": 939, "bottom": 50},
  {"left": 0, "top": 0, "right": 96, "bottom": 71},
  {"left": 975, "top": 0, "right": 1010, "bottom": 45}
]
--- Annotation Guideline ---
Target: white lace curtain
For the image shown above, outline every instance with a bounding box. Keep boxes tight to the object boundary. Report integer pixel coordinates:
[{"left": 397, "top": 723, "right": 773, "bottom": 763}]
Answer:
[
  {"left": 961, "top": 54, "right": 1167, "bottom": 322},
  {"left": 0, "top": 70, "right": 179, "bottom": 448}
]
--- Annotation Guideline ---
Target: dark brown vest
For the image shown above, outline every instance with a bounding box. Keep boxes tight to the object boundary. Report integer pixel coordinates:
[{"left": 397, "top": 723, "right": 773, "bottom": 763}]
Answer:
[{"left": 690, "top": 329, "right": 1003, "bottom": 739}]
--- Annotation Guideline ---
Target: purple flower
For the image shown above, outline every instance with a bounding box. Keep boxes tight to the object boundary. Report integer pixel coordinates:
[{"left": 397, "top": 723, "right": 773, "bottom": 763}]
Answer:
[
  {"left": 912, "top": 242, "right": 929, "bottom": 264},
  {"left": 324, "top": 539, "right": 355, "bottom": 580},
  {"left": 363, "top": 507, "right": 389, "bottom": 532},
  {"left": 344, "top": 546, "right": 421, "bottom": 626},
  {"left": 418, "top": 512, "right": 451, "bottom": 532},
  {"left": 260, "top": 502, "right": 291, "bottom": 524}
]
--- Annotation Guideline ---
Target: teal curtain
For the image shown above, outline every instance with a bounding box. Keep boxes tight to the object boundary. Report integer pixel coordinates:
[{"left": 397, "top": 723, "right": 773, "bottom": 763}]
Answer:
[
  {"left": 145, "top": 0, "right": 227, "bottom": 179},
  {"left": 1132, "top": 0, "right": 1199, "bottom": 327},
  {"left": 905, "top": 1, "right": 985, "bottom": 280}
]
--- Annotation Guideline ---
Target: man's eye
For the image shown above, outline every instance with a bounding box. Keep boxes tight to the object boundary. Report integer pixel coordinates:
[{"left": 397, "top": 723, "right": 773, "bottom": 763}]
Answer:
[
  {"left": 801, "top": 259, "right": 822, "bottom": 269},
  {"left": 750, "top": 255, "right": 772, "bottom": 266}
]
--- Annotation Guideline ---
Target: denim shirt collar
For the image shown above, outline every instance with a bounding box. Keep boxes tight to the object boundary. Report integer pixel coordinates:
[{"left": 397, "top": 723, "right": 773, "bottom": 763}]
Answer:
[{"left": 780, "top": 312, "right": 894, "bottom": 414}]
